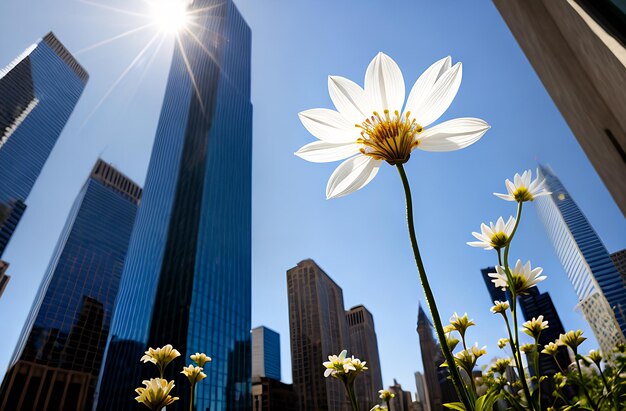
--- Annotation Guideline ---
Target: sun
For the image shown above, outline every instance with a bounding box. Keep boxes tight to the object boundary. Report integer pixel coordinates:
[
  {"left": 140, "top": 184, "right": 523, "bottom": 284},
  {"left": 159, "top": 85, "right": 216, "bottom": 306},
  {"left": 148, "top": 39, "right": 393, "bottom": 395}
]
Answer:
[{"left": 149, "top": 0, "right": 190, "bottom": 33}]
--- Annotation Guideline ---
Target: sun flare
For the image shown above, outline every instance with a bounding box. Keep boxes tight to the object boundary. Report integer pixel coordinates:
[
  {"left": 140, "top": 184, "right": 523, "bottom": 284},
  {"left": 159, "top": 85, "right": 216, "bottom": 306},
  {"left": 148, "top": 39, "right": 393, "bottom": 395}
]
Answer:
[{"left": 149, "top": 0, "right": 190, "bottom": 33}]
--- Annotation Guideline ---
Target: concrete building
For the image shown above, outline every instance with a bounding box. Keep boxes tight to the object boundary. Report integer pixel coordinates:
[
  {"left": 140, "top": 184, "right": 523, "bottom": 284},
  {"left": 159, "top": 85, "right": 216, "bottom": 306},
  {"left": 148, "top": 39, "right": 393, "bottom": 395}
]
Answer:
[
  {"left": 389, "top": 379, "right": 413, "bottom": 411},
  {"left": 414, "top": 371, "right": 430, "bottom": 411},
  {"left": 346, "top": 305, "right": 384, "bottom": 411},
  {"left": 287, "top": 259, "right": 350, "bottom": 411},
  {"left": 493, "top": 0, "right": 626, "bottom": 216},
  {"left": 252, "top": 326, "right": 281, "bottom": 381},
  {"left": 252, "top": 376, "right": 297, "bottom": 411},
  {"left": 610, "top": 249, "right": 626, "bottom": 287},
  {"left": 287, "top": 259, "right": 384, "bottom": 411},
  {"left": 416, "top": 305, "right": 457, "bottom": 410}
]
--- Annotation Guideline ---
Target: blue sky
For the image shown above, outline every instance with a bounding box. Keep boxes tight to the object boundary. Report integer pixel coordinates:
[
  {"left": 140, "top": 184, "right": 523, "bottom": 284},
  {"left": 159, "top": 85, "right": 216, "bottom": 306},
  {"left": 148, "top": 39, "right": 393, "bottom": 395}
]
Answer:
[{"left": 0, "top": 0, "right": 625, "bottom": 397}]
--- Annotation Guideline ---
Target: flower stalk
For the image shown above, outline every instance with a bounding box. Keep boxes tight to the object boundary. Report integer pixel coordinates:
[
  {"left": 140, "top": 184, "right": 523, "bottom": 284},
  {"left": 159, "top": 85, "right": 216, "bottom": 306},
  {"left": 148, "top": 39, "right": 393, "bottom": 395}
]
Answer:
[{"left": 396, "top": 163, "right": 473, "bottom": 411}]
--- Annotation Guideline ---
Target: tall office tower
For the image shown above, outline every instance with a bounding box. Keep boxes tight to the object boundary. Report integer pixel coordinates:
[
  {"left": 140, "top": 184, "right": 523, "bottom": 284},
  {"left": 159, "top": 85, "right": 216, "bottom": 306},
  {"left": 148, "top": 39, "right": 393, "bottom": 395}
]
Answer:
[
  {"left": 480, "top": 267, "right": 505, "bottom": 303},
  {"left": 388, "top": 380, "right": 413, "bottom": 411},
  {"left": 0, "top": 32, "right": 88, "bottom": 255},
  {"left": 610, "top": 249, "right": 626, "bottom": 287},
  {"left": 417, "top": 305, "right": 457, "bottom": 411},
  {"left": 535, "top": 165, "right": 626, "bottom": 356},
  {"left": 492, "top": 0, "right": 626, "bottom": 216},
  {"left": 518, "top": 288, "right": 570, "bottom": 373},
  {"left": 0, "top": 160, "right": 141, "bottom": 411},
  {"left": 414, "top": 371, "right": 430, "bottom": 411},
  {"left": 252, "top": 326, "right": 281, "bottom": 381},
  {"left": 287, "top": 259, "right": 350, "bottom": 411},
  {"left": 346, "top": 305, "right": 384, "bottom": 410},
  {"left": 0, "top": 260, "right": 9, "bottom": 297},
  {"left": 96, "top": 2, "right": 252, "bottom": 409}
]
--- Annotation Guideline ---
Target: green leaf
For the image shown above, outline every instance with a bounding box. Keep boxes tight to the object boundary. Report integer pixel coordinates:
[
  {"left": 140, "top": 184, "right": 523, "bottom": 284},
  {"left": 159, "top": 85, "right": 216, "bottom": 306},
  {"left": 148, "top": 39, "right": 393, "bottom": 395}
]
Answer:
[
  {"left": 474, "top": 393, "right": 497, "bottom": 411},
  {"left": 443, "top": 402, "right": 466, "bottom": 411}
]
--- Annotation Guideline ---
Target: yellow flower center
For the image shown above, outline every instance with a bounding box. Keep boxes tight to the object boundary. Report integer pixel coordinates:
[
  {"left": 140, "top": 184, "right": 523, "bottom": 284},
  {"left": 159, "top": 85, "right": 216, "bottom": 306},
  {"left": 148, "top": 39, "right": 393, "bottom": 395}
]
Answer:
[
  {"left": 490, "top": 232, "right": 509, "bottom": 249},
  {"left": 356, "top": 110, "right": 423, "bottom": 165},
  {"left": 513, "top": 187, "right": 533, "bottom": 202}
]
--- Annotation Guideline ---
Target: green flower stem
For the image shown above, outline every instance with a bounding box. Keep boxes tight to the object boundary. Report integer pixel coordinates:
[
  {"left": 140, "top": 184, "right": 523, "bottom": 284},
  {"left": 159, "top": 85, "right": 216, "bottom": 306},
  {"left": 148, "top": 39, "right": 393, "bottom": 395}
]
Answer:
[
  {"left": 345, "top": 383, "right": 360, "bottom": 411},
  {"left": 575, "top": 356, "right": 597, "bottom": 410},
  {"left": 502, "top": 202, "right": 535, "bottom": 410},
  {"left": 190, "top": 384, "right": 195, "bottom": 411},
  {"left": 396, "top": 164, "right": 473, "bottom": 411},
  {"left": 385, "top": 400, "right": 391, "bottom": 411},
  {"left": 533, "top": 337, "right": 541, "bottom": 411}
]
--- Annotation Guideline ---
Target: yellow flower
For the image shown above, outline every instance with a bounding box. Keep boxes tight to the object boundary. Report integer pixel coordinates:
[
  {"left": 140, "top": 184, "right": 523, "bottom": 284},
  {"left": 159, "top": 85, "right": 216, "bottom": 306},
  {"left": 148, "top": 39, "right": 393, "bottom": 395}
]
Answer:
[
  {"left": 190, "top": 352, "right": 212, "bottom": 367},
  {"left": 520, "top": 343, "right": 535, "bottom": 355},
  {"left": 586, "top": 349, "right": 602, "bottom": 365},
  {"left": 490, "top": 358, "right": 511, "bottom": 375},
  {"left": 490, "top": 300, "right": 510, "bottom": 315},
  {"left": 350, "top": 356, "right": 368, "bottom": 373},
  {"left": 181, "top": 364, "right": 207, "bottom": 384},
  {"left": 558, "top": 330, "right": 586, "bottom": 352},
  {"left": 378, "top": 389, "right": 395, "bottom": 401},
  {"left": 445, "top": 333, "right": 460, "bottom": 352},
  {"left": 497, "top": 338, "right": 509, "bottom": 349},
  {"left": 541, "top": 342, "right": 559, "bottom": 356},
  {"left": 448, "top": 312, "right": 475, "bottom": 338},
  {"left": 323, "top": 350, "right": 355, "bottom": 378},
  {"left": 522, "top": 315, "right": 549, "bottom": 339},
  {"left": 140, "top": 344, "right": 181, "bottom": 376},
  {"left": 470, "top": 343, "right": 487, "bottom": 360},
  {"left": 134, "top": 378, "right": 179, "bottom": 411}
]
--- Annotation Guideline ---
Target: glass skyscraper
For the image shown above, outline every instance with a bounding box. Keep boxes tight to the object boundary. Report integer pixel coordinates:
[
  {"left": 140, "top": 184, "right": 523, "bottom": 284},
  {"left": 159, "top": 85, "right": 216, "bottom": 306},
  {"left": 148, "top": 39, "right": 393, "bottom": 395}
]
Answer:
[
  {"left": 0, "top": 32, "right": 88, "bottom": 256},
  {"left": 96, "top": 1, "right": 252, "bottom": 410},
  {"left": 535, "top": 165, "right": 626, "bottom": 355},
  {"left": 252, "top": 326, "right": 281, "bottom": 381},
  {"left": 0, "top": 160, "right": 141, "bottom": 411}
]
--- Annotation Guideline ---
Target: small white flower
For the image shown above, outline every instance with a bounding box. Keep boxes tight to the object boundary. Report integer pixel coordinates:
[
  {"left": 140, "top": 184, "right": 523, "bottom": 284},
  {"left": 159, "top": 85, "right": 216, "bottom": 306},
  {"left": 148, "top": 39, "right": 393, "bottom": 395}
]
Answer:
[
  {"left": 467, "top": 216, "right": 516, "bottom": 250},
  {"left": 522, "top": 315, "right": 549, "bottom": 339},
  {"left": 488, "top": 260, "right": 546, "bottom": 294},
  {"left": 296, "top": 52, "right": 490, "bottom": 199},
  {"left": 494, "top": 169, "right": 551, "bottom": 202}
]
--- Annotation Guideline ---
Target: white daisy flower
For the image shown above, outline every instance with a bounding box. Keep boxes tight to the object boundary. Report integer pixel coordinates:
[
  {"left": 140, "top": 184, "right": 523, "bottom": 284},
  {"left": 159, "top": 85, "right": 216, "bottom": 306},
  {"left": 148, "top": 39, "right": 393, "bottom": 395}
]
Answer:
[
  {"left": 296, "top": 52, "right": 490, "bottom": 199},
  {"left": 322, "top": 350, "right": 355, "bottom": 377},
  {"left": 467, "top": 216, "right": 516, "bottom": 250},
  {"left": 494, "top": 169, "right": 551, "bottom": 202},
  {"left": 488, "top": 260, "right": 546, "bottom": 294}
]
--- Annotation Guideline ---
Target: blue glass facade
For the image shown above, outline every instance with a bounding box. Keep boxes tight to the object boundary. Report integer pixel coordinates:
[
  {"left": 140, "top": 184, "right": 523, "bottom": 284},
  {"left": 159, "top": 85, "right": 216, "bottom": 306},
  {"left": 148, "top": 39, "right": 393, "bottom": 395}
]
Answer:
[
  {"left": 96, "top": 1, "right": 252, "bottom": 410},
  {"left": 252, "top": 326, "right": 281, "bottom": 381},
  {"left": 0, "top": 32, "right": 88, "bottom": 256},
  {"left": 0, "top": 160, "right": 141, "bottom": 411},
  {"left": 536, "top": 165, "right": 626, "bottom": 349}
]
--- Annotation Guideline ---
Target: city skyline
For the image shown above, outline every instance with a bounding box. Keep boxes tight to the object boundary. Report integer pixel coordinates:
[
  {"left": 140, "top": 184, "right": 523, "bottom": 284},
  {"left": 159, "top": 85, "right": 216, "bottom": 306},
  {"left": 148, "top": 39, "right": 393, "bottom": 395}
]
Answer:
[{"left": 0, "top": 0, "right": 625, "bottom": 399}]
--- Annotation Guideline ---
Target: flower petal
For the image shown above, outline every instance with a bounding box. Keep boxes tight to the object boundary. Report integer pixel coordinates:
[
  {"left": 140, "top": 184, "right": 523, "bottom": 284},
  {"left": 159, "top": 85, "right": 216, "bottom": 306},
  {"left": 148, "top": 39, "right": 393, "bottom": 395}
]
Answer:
[
  {"left": 404, "top": 56, "right": 451, "bottom": 116},
  {"left": 295, "top": 141, "right": 360, "bottom": 163},
  {"left": 364, "top": 52, "right": 405, "bottom": 112},
  {"left": 326, "top": 156, "right": 381, "bottom": 199},
  {"left": 411, "top": 63, "right": 463, "bottom": 127},
  {"left": 328, "top": 76, "right": 373, "bottom": 125},
  {"left": 416, "top": 118, "right": 489, "bottom": 152},
  {"left": 298, "top": 109, "right": 358, "bottom": 143}
]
